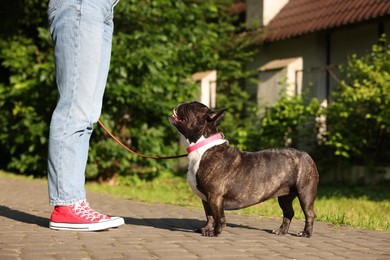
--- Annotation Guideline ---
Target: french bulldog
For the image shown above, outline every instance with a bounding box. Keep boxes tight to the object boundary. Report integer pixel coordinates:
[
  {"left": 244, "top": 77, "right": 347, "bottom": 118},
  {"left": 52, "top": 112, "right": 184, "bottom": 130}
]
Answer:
[{"left": 169, "top": 101, "right": 319, "bottom": 237}]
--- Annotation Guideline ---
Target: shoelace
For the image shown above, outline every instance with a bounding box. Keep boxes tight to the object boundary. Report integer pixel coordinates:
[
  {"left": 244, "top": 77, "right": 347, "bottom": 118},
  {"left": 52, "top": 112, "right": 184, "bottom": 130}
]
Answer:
[{"left": 72, "top": 201, "right": 109, "bottom": 221}]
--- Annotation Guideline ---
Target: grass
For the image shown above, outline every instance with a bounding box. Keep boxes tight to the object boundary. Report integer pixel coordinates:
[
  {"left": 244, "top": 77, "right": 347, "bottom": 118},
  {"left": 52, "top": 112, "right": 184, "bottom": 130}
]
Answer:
[{"left": 86, "top": 173, "right": 390, "bottom": 231}]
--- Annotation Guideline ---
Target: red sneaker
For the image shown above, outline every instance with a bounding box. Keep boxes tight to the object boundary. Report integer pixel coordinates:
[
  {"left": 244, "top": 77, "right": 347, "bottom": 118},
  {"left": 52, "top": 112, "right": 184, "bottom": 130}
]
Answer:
[{"left": 49, "top": 201, "right": 125, "bottom": 231}]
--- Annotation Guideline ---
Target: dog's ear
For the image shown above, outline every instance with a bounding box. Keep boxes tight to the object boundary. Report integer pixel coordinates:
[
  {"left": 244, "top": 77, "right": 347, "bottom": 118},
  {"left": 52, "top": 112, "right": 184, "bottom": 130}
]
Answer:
[{"left": 207, "top": 108, "right": 228, "bottom": 125}]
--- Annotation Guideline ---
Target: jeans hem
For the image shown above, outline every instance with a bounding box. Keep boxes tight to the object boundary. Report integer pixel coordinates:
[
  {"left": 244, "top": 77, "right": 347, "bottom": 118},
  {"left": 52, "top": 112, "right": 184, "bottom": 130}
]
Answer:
[{"left": 49, "top": 198, "right": 86, "bottom": 206}]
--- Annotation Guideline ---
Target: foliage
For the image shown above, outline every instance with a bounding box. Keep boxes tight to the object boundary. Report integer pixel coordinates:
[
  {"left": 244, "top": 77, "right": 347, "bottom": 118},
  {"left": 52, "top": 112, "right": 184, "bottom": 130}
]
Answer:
[
  {"left": 0, "top": 0, "right": 257, "bottom": 179},
  {"left": 217, "top": 80, "right": 260, "bottom": 151},
  {"left": 0, "top": 29, "right": 56, "bottom": 175},
  {"left": 93, "top": 0, "right": 257, "bottom": 180},
  {"left": 257, "top": 91, "right": 322, "bottom": 151},
  {"left": 325, "top": 36, "right": 390, "bottom": 165},
  {"left": 0, "top": 0, "right": 48, "bottom": 39}
]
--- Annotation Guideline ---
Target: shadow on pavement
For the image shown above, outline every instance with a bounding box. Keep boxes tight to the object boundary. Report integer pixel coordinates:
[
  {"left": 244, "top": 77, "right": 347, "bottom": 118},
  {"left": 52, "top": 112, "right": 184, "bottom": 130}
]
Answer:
[
  {"left": 124, "top": 217, "right": 203, "bottom": 233},
  {"left": 123, "top": 217, "right": 277, "bottom": 235},
  {"left": 0, "top": 205, "right": 49, "bottom": 228}
]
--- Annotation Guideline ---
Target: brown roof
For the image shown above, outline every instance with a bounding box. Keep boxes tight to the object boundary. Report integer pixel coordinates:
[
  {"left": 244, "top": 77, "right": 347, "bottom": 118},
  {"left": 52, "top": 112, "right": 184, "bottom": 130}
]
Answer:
[{"left": 254, "top": 0, "right": 390, "bottom": 43}]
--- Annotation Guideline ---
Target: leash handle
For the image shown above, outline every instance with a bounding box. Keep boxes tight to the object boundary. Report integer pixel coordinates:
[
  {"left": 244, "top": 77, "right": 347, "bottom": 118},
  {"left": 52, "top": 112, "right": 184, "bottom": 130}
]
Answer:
[{"left": 97, "top": 120, "right": 187, "bottom": 160}]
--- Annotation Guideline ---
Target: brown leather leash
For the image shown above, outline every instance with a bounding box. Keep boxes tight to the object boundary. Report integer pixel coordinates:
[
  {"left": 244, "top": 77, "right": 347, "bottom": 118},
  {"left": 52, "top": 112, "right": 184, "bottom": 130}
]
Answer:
[{"left": 97, "top": 119, "right": 187, "bottom": 160}]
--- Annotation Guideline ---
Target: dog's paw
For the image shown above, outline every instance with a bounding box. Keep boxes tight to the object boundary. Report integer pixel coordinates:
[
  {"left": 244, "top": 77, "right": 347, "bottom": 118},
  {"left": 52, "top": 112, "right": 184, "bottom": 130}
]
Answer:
[
  {"left": 272, "top": 228, "right": 287, "bottom": 236},
  {"left": 297, "top": 230, "right": 312, "bottom": 238},
  {"left": 201, "top": 227, "right": 215, "bottom": 237},
  {"left": 200, "top": 226, "right": 223, "bottom": 237}
]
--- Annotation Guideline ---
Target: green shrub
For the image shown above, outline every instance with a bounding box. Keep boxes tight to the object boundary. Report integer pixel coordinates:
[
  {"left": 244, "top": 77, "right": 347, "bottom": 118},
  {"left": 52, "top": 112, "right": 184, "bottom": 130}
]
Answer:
[
  {"left": 259, "top": 94, "right": 321, "bottom": 150},
  {"left": 326, "top": 36, "right": 390, "bottom": 165},
  {"left": 0, "top": 29, "right": 55, "bottom": 176}
]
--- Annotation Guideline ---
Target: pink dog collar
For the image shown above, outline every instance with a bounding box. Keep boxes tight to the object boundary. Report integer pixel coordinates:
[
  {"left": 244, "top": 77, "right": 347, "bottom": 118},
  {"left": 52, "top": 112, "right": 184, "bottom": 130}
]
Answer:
[{"left": 187, "top": 133, "right": 224, "bottom": 153}]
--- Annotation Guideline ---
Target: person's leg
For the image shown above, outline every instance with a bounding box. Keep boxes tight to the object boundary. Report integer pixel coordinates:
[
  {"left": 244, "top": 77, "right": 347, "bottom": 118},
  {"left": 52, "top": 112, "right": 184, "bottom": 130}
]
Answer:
[{"left": 47, "top": 0, "right": 123, "bottom": 231}]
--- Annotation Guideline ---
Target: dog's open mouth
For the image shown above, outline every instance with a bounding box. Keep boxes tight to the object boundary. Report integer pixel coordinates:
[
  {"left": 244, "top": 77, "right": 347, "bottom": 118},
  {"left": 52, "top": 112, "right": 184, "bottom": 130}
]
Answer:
[
  {"left": 169, "top": 108, "right": 181, "bottom": 125},
  {"left": 172, "top": 108, "right": 179, "bottom": 120},
  {"left": 172, "top": 109, "right": 178, "bottom": 119}
]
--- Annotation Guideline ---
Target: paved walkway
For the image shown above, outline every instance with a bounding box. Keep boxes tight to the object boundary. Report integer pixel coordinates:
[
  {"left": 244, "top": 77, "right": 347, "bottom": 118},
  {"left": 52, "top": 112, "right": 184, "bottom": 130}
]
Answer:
[{"left": 0, "top": 175, "right": 389, "bottom": 260}]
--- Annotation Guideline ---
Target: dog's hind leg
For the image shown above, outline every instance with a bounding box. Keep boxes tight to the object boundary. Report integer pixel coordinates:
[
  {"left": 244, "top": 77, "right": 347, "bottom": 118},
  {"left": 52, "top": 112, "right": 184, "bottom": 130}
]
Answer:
[
  {"left": 273, "top": 194, "right": 296, "bottom": 235},
  {"left": 297, "top": 180, "right": 318, "bottom": 238}
]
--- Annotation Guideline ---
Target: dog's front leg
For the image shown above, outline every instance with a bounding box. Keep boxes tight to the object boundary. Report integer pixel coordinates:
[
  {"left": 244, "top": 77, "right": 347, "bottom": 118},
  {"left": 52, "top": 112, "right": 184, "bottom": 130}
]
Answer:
[
  {"left": 197, "top": 200, "right": 215, "bottom": 235},
  {"left": 204, "top": 195, "right": 225, "bottom": 237}
]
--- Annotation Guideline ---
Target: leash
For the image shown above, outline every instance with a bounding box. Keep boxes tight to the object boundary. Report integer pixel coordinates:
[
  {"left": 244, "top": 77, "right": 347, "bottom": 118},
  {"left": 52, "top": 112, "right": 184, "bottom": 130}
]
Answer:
[{"left": 97, "top": 119, "right": 187, "bottom": 160}]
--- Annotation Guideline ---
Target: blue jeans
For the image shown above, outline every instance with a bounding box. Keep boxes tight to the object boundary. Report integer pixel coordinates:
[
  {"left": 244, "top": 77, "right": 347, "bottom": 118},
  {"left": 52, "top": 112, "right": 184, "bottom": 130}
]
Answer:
[{"left": 47, "top": 0, "right": 119, "bottom": 205}]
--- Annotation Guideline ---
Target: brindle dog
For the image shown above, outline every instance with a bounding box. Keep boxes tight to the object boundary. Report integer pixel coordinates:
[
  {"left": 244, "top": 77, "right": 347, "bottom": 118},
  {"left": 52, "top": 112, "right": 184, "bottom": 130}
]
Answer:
[{"left": 169, "top": 101, "right": 319, "bottom": 237}]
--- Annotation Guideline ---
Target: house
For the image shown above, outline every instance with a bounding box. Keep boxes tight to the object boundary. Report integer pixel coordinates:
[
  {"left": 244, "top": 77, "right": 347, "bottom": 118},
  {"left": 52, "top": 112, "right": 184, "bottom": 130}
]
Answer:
[{"left": 244, "top": 0, "right": 390, "bottom": 107}]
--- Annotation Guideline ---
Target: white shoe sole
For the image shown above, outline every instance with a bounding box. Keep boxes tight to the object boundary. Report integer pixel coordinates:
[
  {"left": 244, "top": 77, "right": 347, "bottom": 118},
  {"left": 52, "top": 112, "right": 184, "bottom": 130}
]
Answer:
[{"left": 49, "top": 217, "right": 125, "bottom": 231}]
